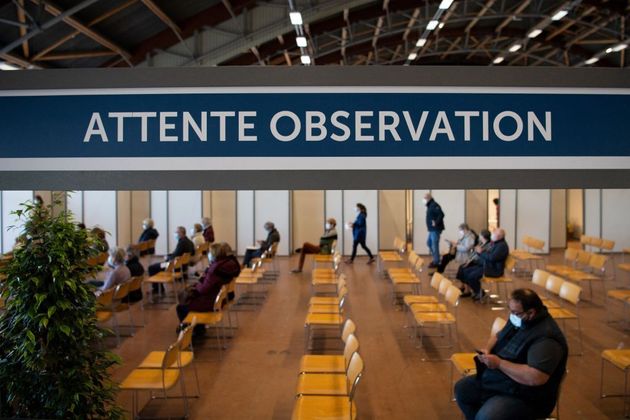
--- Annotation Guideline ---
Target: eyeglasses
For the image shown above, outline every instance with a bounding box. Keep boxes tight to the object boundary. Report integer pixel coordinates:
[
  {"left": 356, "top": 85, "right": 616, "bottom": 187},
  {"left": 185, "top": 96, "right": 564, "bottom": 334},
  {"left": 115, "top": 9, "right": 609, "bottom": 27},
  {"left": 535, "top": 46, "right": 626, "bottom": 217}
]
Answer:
[{"left": 509, "top": 309, "right": 527, "bottom": 318}]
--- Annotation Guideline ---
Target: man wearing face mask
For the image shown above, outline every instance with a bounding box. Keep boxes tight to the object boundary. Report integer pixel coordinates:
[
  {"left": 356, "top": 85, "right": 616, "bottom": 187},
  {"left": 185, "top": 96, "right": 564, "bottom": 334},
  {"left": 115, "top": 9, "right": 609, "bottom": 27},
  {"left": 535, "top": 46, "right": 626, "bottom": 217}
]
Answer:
[
  {"left": 147, "top": 226, "right": 195, "bottom": 293},
  {"left": 454, "top": 288, "right": 568, "bottom": 420},
  {"left": 242, "top": 221, "right": 280, "bottom": 268},
  {"left": 138, "top": 218, "right": 159, "bottom": 255},
  {"left": 98, "top": 247, "right": 131, "bottom": 293},
  {"left": 437, "top": 223, "right": 477, "bottom": 274},
  {"left": 424, "top": 193, "right": 445, "bottom": 268},
  {"left": 291, "top": 218, "right": 338, "bottom": 273},
  {"left": 461, "top": 227, "right": 510, "bottom": 301}
]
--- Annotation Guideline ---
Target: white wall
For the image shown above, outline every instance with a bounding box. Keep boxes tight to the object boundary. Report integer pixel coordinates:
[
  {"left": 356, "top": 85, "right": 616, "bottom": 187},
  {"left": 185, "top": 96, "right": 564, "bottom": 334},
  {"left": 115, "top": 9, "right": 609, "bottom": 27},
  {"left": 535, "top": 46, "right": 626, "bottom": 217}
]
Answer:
[
  {"left": 412, "top": 190, "right": 430, "bottom": 254},
  {"left": 255, "top": 191, "right": 289, "bottom": 256},
  {"left": 602, "top": 189, "right": 630, "bottom": 252},
  {"left": 343, "top": 190, "right": 378, "bottom": 256},
  {"left": 379, "top": 190, "right": 405, "bottom": 250},
  {"left": 432, "top": 190, "right": 466, "bottom": 245},
  {"left": 83, "top": 191, "right": 116, "bottom": 248},
  {"left": 293, "top": 191, "right": 325, "bottom": 251},
  {"left": 1, "top": 191, "right": 33, "bottom": 253},
  {"left": 499, "top": 189, "right": 517, "bottom": 249},
  {"left": 584, "top": 189, "right": 601, "bottom": 238},
  {"left": 212, "top": 191, "right": 236, "bottom": 247},
  {"left": 466, "top": 190, "right": 488, "bottom": 234},
  {"left": 550, "top": 189, "right": 566, "bottom": 249},
  {"left": 66, "top": 191, "right": 83, "bottom": 224},
  {"left": 168, "top": 191, "right": 202, "bottom": 252},
  {"left": 236, "top": 190, "right": 254, "bottom": 256},
  {"left": 151, "top": 191, "right": 168, "bottom": 255},
  {"left": 567, "top": 189, "right": 583, "bottom": 240},
  {"left": 326, "top": 190, "right": 343, "bottom": 252},
  {"left": 516, "top": 190, "right": 550, "bottom": 253}
]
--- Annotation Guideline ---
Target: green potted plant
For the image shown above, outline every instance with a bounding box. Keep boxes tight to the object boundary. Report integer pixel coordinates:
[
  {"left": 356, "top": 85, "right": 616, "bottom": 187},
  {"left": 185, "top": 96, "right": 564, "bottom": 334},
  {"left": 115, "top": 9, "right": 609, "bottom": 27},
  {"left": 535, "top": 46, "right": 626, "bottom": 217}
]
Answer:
[{"left": 0, "top": 195, "right": 123, "bottom": 419}]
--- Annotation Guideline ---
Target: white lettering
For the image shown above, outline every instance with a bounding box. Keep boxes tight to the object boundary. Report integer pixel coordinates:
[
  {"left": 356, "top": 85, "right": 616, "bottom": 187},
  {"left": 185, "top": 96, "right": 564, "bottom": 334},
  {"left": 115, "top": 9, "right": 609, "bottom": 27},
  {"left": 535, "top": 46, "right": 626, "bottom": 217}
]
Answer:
[
  {"left": 527, "top": 111, "right": 552, "bottom": 141},
  {"left": 270, "top": 111, "right": 301, "bottom": 142},
  {"left": 159, "top": 112, "right": 178, "bottom": 142},
  {"left": 239, "top": 111, "right": 257, "bottom": 141},
  {"left": 355, "top": 111, "right": 374, "bottom": 141},
  {"left": 210, "top": 111, "right": 235, "bottom": 142},
  {"left": 402, "top": 111, "right": 429, "bottom": 141},
  {"left": 83, "top": 112, "right": 108, "bottom": 143},
  {"left": 429, "top": 111, "right": 455, "bottom": 141},
  {"left": 183, "top": 112, "right": 207, "bottom": 142},
  {"left": 454, "top": 111, "right": 479, "bottom": 141},
  {"left": 330, "top": 111, "right": 350, "bottom": 142},
  {"left": 482, "top": 111, "right": 489, "bottom": 141},
  {"left": 494, "top": 111, "right": 523, "bottom": 142},
  {"left": 305, "top": 111, "right": 326, "bottom": 141},
  {"left": 378, "top": 111, "right": 401, "bottom": 141},
  {"left": 108, "top": 112, "right": 132, "bottom": 142},
  {"left": 132, "top": 112, "right": 156, "bottom": 142}
]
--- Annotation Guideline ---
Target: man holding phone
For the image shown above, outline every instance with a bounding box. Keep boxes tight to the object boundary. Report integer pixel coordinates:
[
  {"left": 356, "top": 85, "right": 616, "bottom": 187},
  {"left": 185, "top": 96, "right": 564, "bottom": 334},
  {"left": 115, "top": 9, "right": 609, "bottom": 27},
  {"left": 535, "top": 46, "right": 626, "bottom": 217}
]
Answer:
[{"left": 454, "top": 288, "right": 568, "bottom": 420}]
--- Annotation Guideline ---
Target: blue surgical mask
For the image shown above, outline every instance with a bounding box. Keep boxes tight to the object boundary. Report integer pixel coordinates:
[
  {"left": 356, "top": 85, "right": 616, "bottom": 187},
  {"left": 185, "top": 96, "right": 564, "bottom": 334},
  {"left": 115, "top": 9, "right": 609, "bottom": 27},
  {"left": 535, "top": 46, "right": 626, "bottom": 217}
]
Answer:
[{"left": 509, "top": 313, "right": 522, "bottom": 328}]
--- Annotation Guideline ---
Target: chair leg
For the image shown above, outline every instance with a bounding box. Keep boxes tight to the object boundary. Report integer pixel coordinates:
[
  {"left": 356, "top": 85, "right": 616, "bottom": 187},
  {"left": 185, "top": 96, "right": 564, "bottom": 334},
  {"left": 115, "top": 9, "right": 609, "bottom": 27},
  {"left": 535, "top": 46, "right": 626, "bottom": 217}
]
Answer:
[{"left": 600, "top": 358, "right": 606, "bottom": 398}]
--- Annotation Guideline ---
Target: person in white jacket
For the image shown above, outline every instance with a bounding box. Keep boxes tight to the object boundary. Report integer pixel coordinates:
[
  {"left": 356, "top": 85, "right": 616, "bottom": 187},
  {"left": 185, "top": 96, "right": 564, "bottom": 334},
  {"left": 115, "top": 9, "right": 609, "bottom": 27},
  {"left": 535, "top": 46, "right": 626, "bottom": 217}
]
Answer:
[{"left": 436, "top": 223, "right": 477, "bottom": 273}]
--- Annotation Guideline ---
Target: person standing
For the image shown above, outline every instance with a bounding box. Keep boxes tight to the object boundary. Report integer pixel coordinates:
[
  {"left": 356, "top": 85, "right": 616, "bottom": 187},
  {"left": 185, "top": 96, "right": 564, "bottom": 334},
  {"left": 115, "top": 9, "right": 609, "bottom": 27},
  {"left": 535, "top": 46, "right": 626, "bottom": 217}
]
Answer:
[
  {"left": 345, "top": 203, "right": 375, "bottom": 265},
  {"left": 424, "top": 193, "right": 445, "bottom": 268}
]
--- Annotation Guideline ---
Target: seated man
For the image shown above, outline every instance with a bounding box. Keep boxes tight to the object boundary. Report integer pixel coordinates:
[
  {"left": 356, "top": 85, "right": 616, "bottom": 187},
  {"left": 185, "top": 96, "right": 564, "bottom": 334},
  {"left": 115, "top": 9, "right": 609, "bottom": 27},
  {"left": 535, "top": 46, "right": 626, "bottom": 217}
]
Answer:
[
  {"left": 437, "top": 223, "right": 477, "bottom": 274},
  {"left": 459, "top": 227, "right": 509, "bottom": 301},
  {"left": 242, "top": 221, "right": 280, "bottom": 268},
  {"left": 291, "top": 218, "right": 338, "bottom": 273},
  {"left": 138, "top": 218, "right": 159, "bottom": 255},
  {"left": 454, "top": 288, "right": 568, "bottom": 420},
  {"left": 148, "top": 226, "right": 195, "bottom": 293}
]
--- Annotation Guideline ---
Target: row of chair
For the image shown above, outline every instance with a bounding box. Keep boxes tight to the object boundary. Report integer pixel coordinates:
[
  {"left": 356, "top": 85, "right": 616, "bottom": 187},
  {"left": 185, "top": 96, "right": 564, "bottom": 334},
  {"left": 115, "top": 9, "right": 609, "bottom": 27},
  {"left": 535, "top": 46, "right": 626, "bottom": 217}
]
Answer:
[
  {"left": 377, "top": 237, "right": 406, "bottom": 272},
  {"left": 511, "top": 235, "right": 546, "bottom": 273},
  {"left": 96, "top": 275, "right": 145, "bottom": 346},
  {"left": 581, "top": 235, "right": 615, "bottom": 254},
  {"left": 385, "top": 251, "right": 423, "bottom": 305},
  {"left": 546, "top": 249, "right": 609, "bottom": 300}
]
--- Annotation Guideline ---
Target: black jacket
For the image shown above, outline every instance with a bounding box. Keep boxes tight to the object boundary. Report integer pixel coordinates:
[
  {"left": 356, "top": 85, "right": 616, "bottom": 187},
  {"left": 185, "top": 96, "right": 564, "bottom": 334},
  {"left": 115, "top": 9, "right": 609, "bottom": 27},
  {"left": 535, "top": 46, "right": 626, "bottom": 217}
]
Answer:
[
  {"left": 425, "top": 199, "right": 445, "bottom": 232},
  {"left": 479, "top": 238, "right": 509, "bottom": 277},
  {"left": 139, "top": 227, "right": 159, "bottom": 243},
  {"left": 168, "top": 236, "right": 195, "bottom": 261}
]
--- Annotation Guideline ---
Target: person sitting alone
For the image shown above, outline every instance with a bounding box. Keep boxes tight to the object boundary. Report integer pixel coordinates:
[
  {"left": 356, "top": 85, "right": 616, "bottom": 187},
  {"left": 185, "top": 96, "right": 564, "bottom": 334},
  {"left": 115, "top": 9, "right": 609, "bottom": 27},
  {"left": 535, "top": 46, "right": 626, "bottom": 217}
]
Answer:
[
  {"left": 454, "top": 288, "right": 568, "bottom": 420},
  {"left": 177, "top": 242, "right": 241, "bottom": 336},
  {"left": 98, "top": 247, "right": 131, "bottom": 293},
  {"left": 437, "top": 223, "right": 477, "bottom": 274},
  {"left": 138, "top": 218, "right": 159, "bottom": 255},
  {"left": 291, "top": 218, "right": 338, "bottom": 273},
  {"left": 242, "top": 221, "right": 280, "bottom": 268},
  {"left": 147, "top": 226, "right": 195, "bottom": 294}
]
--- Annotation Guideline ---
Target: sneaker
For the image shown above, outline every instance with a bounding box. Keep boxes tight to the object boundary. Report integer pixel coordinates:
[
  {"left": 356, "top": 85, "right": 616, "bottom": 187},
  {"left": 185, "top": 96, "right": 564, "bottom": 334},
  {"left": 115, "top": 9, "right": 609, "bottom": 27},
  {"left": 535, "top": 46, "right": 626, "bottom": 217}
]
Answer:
[
  {"left": 367, "top": 257, "right": 376, "bottom": 265},
  {"left": 428, "top": 262, "right": 438, "bottom": 268},
  {"left": 291, "top": 269, "right": 302, "bottom": 273},
  {"left": 472, "top": 290, "right": 486, "bottom": 302},
  {"left": 460, "top": 292, "right": 472, "bottom": 298}
]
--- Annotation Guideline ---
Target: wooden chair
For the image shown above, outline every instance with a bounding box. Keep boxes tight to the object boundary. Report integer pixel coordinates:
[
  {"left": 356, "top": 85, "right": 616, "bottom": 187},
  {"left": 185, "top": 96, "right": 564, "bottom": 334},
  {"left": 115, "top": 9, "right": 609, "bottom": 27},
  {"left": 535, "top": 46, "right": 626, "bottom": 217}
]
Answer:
[
  {"left": 403, "top": 272, "right": 445, "bottom": 308},
  {"left": 481, "top": 255, "right": 516, "bottom": 305},
  {"left": 182, "top": 286, "right": 228, "bottom": 359},
  {"left": 295, "top": 351, "right": 364, "bottom": 397},
  {"left": 144, "top": 257, "right": 183, "bottom": 305},
  {"left": 531, "top": 269, "right": 560, "bottom": 308},
  {"left": 120, "top": 342, "right": 188, "bottom": 419},
  {"left": 412, "top": 284, "right": 461, "bottom": 350},
  {"left": 548, "top": 280, "right": 583, "bottom": 355},
  {"left": 299, "top": 333, "right": 359, "bottom": 375},
  {"left": 600, "top": 348, "right": 630, "bottom": 417}
]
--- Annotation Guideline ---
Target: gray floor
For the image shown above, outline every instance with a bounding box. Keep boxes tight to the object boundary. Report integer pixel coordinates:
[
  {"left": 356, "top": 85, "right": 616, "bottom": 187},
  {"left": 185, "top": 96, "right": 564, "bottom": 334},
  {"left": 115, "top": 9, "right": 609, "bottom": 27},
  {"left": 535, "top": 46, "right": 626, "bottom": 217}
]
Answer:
[{"left": 111, "top": 250, "right": 630, "bottom": 419}]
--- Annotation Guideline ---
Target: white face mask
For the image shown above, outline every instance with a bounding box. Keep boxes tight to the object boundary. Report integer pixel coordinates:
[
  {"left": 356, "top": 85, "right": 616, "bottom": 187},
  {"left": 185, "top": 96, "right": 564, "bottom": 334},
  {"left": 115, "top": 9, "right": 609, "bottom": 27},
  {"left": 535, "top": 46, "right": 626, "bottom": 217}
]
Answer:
[
  {"left": 422, "top": 198, "right": 428, "bottom": 205},
  {"left": 491, "top": 234, "right": 498, "bottom": 242},
  {"left": 107, "top": 256, "right": 115, "bottom": 267},
  {"left": 174, "top": 233, "right": 180, "bottom": 241},
  {"left": 208, "top": 253, "right": 216, "bottom": 263},
  {"left": 458, "top": 230, "right": 464, "bottom": 239},
  {"left": 509, "top": 313, "right": 522, "bottom": 328},
  {"left": 142, "top": 224, "right": 148, "bottom": 230},
  {"left": 325, "top": 223, "right": 332, "bottom": 230},
  {"left": 355, "top": 208, "right": 360, "bottom": 214}
]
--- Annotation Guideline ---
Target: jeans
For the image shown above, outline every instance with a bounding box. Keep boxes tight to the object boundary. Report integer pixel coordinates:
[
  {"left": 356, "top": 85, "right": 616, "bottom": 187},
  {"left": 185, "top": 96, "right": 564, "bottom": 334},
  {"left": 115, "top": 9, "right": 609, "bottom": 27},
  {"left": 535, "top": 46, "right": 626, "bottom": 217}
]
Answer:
[
  {"left": 242, "top": 248, "right": 262, "bottom": 267},
  {"left": 454, "top": 375, "right": 536, "bottom": 420},
  {"left": 350, "top": 238, "right": 373, "bottom": 261},
  {"left": 427, "top": 230, "right": 441, "bottom": 265}
]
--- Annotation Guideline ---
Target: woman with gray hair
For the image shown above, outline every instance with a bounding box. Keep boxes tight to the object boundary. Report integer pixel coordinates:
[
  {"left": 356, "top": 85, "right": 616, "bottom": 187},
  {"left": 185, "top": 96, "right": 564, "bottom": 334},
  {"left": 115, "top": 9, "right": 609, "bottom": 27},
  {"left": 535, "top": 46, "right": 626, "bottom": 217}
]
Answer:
[{"left": 100, "top": 247, "right": 131, "bottom": 292}]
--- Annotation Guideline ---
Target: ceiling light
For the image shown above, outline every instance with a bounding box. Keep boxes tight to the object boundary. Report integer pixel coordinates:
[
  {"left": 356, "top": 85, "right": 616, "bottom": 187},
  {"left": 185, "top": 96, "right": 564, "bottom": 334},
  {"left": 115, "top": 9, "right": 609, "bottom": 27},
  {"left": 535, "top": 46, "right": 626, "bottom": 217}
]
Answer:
[
  {"left": 408, "top": 52, "right": 418, "bottom": 60},
  {"left": 438, "top": 0, "right": 454, "bottom": 9},
  {"left": 426, "top": 20, "right": 439, "bottom": 30},
  {"left": 438, "top": 22, "right": 445, "bottom": 29},
  {"left": 509, "top": 44, "right": 522, "bottom": 52},
  {"left": 612, "top": 43, "right": 628, "bottom": 52},
  {"left": 416, "top": 38, "right": 427, "bottom": 47},
  {"left": 493, "top": 56, "right": 504, "bottom": 64},
  {"left": 296, "top": 36, "right": 307, "bottom": 47},
  {"left": 300, "top": 55, "right": 311, "bottom": 65},
  {"left": 605, "top": 47, "right": 613, "bottom": 54},
  {"left": 289, "top": 12, "right": 303, "bottom": 25},
  {"left": 585, "top": 57, "right": 599, "bottom": 65},
  {"left": 0, "top": 62, "right": 18, "bottom": 71},
  {"left": 551, "top": 10, "right": 568, "bottom": 21},
  {"left": 527, "top": 29, "right": 542, "bottom": 38}
]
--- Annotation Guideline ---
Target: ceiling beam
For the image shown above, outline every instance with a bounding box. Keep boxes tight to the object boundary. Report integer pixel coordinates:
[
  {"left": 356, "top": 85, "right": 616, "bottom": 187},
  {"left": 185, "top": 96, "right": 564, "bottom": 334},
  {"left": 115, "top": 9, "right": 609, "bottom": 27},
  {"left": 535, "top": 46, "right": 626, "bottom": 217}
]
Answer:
[
  {"left": 34, "top": 50, "right": 118, "bottom": 61},
  {"left": 16, "top": 0, "right": 29, "bottom": 58},
  {"left": 0, "top": 51, "right": 42, "bottom": 68},
  {"left": 495, "top": 0, "right": 531, "bottom": 33},
  {"left": 465, "top": 0, "right": 496, "bottom": 33},
  {"left": 141, "top": 0, "right": 181, "bottom": 35},
  {"left": 30, "top": 0, "right": 132, "bottom": 64}
]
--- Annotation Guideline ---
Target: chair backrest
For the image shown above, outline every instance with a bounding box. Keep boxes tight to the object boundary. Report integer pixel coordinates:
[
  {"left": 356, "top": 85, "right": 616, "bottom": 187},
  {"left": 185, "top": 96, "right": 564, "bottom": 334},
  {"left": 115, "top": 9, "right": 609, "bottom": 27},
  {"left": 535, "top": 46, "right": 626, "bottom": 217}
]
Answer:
[
  {"left": 564, "top": 248, "right": 579, "bottom": 262},
  {"left": 269, "top": 242, "right": 279, "bottom": 257},
  {"left": 96, "top": 287, "right": 115, "bottom": 307},
  {"left": 343, "top": 334, "right": 360, "bottom": 369},
  {"left": 337, "top": 285, "right": 348, "bottom": 299},
  {"left": 601, "top": 239, "right": 615, "bottom": 251},
  {"left": 589, "top": 253, "right": 608, "bottom": 272},
  {"left": 128, "top": 275, "right": 143, "bottom": 292},
  {"left": 341, "top": 319, "right": 356, "bottom": 342},
  {"left": 346, "top": 352, "right": 364, "bottom": 395},
  {"left": 413, "top": 256, "right": 424, "bottom": 272},
  {"left": 505, "top": 255, "right": 516, "bottom": 272},
  {"left": 528, "top": 237, "right": 545, "bottom": 252},
  {"left": 579, "top": 235, "right": 590, "bottom": 246},
  {"left": 330, "top": 240, "right": 337, "bottom": 253},
  {"left": 430, "top": 273, "right": 444, "bottom": 290},
  {"left": 408, "top": 252, "right": 420, "bottom": 267},
  {"left": 438, "top": 278, "right": 452, "bottom": 295},
  {"left": 576, "top": 250, "right": 591, "bottom": 266},
  {"left": 337, "top": 275, "right": 347, "bottom": 291},
  {"left": 213, "top": 286, "right": 227, "bottom": 311},
  {"left": 180, "top": 252, "right": 191, "bottom": 265},
  {"left": 161, "top": 342, "right": 181, "bottom": 370},
  {"left": 559, "top": 281, "right": 581, "bottom": 305},
  {"left": 491, "top": 317, "right": 507, "bottom": 336},
  {"left": 444, "top": 284, "right": 462, "bottom": 306},
  {"left": 545, "top": 275, "right": 564, "bottom": 296},
  {"left": 179, "top": 317, "right": 197, "bottom": 350},
  {"left": 590, "top": 237, "right": 603, "bottom": 248},
  {"left": 113, "top": 281, "right": 130, "bottom": 300},
  {"left": 196, "top": 242, "right": 209, "bottom": 255},
  {"left": 532, "top": 269, "right": 551, "bottom": 288}
]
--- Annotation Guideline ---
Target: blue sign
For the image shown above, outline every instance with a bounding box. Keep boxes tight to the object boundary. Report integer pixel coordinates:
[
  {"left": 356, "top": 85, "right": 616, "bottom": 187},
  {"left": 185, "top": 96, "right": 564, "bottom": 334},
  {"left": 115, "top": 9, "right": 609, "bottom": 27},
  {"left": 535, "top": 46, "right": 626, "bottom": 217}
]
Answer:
[{"left": 0, "top": 91, "right": 629, "bottom": 158}]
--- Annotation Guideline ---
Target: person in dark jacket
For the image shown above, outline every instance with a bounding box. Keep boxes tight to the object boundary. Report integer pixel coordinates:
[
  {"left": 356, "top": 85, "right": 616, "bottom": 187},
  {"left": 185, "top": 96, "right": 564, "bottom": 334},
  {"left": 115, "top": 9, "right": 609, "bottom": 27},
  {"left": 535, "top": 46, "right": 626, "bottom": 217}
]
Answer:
[
  {"left": 202, "top": 217, "right": 215, "bottom": 243},
  {"left": 455, "top": 288, "right": 568, "bottom": 420},
  {"left": 242, "top": 221, "right": 280, "bottom": 267},
  {"left": 424, "top": 192, "right": 445, "bottom": 268},
  {"left": 176, "top": 242, "right": 241, "bottom": 324},
  {"left": 148, "top": 226, "right": 195, "bottom": 293},
  {"left": 124, "top": 245, "right": 145, "bottom": 303},
  {"left": 456, "top": 229, "right": 491, "bottom": 297},
  {"left": 345, "top": 203, "right": 375, "bottom": 264},
  {"left": 460, "top": 228, "right": 510, "bottom": 300},
  {"left": 138, "top": 218, "right": 159, "bottom": 255}
]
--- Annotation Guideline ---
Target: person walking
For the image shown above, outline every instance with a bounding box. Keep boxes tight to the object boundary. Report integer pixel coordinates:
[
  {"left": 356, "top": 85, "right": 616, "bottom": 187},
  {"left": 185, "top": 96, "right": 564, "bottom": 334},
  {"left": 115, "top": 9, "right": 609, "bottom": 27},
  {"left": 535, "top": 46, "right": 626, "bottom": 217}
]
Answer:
[
  {"left": 424, "top": 192, "right": 445, "bottom": 268},
  {"left": 345, "top": 203, "right": 375, "bottom": 265}
]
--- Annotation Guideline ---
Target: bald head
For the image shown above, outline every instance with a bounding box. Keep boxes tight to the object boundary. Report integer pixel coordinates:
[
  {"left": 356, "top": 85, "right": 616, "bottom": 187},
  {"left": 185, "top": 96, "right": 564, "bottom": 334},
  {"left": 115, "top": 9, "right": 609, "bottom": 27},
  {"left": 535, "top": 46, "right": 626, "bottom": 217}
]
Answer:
[
  {"left": 492, "top": 228, "right": 505, "bottom": 241},
  {"left": 424, "top": 192, "right": 432, "bottom": 201}
]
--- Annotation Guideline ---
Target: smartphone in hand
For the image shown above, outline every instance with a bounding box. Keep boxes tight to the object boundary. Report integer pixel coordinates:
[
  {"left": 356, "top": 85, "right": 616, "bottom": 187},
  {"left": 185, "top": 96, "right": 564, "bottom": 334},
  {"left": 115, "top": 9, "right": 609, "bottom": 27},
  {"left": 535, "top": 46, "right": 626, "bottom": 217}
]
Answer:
[{"left": 474, "top": 348, "right": 484, "bottom": 355}]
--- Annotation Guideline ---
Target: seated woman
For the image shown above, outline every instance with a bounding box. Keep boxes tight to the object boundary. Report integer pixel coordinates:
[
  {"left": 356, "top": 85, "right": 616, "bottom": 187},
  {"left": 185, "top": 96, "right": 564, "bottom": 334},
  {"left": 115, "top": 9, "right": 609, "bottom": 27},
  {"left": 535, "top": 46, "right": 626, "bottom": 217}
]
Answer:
[
  {"left": 437, "top": 223, "right": 477, "bottom": 273},
  {"left": 176, "top": 242, "right": 241, "bottom": 332},
  {"left": 97, "top": 247, "right": 131, "bottom": 293},
  {"left": 123, "top": 246, "right": 145, "bottom": 303},
  {"left": 291, "top": 218, "right": 338, "bottom": 273},
  {"left": 456, "top": 229, "right": 491, "bottom": 297}
]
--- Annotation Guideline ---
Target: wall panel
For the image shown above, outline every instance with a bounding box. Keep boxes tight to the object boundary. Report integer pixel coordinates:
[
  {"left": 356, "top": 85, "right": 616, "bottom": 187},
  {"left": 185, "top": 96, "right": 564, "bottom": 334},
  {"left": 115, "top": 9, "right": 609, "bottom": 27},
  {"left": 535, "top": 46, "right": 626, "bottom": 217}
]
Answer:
[
  {"left": 466, "top": 190, "right": 488, "bottom": 234},
  {"left": 202, "top": 191, "right": 212, "bottom": 219},
  {"left": 379, "top": 190, "right": 405, "bottom": 250},
  {"left": 168, "top": 191, "right": 202, "bottom": 251},
  {"left": 1, "top": 190, "right": 33, "bottom": 253},
  {"left": 150, "top": 191, "right": 168, "bottom": 255},
  {"left": 236, "top": 191, "right": 254, "bottom": 256},
  {"left": 293, "top": 191, "right": 325, "bottom": 253},
  {"left": 255, "top": 190, "right": 290, "bottom": 256},
  {"left": 567, "top": 189, "right": 583, "bottom": 240},
  {"left": 211, "top": 191, "right": 236, "bottom": 247},
  {"left": 550, "top": 189, "right": 566, "bottom": 249},
  {"left": 602, "top": 189, "right": 630, "bottom": 252},
  {"left": 131, "top": 191, "right": 150, "bottom": 242},
  {"left": 516, "top": 190, "right": 550, "bottom": 253},
  {"left": 412, "top": 190, "right": 430, "bottom": 255},
  {"left": 66, "top": 191, "right": 83, "bottom": 224},
  {"left": 499, "top": 190, "right": 517, "bottom": 249},
  {"left": 84, "top": 191, "right": 117, "bottom": 248},
  {"left": 432, "top": 190, "right": 466, "bottom": 246},
  {"left": 326, "top": 190, "right": 343, "bottom": 253},
  {"left": 343, "top": 190, "right": 378, "bottom": 256},
  {"left": 584, "top": 189, "right": 601, "bottom": 239},
  {"left": 117, "top": 191, "right": 131, "bottom": 248}
]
